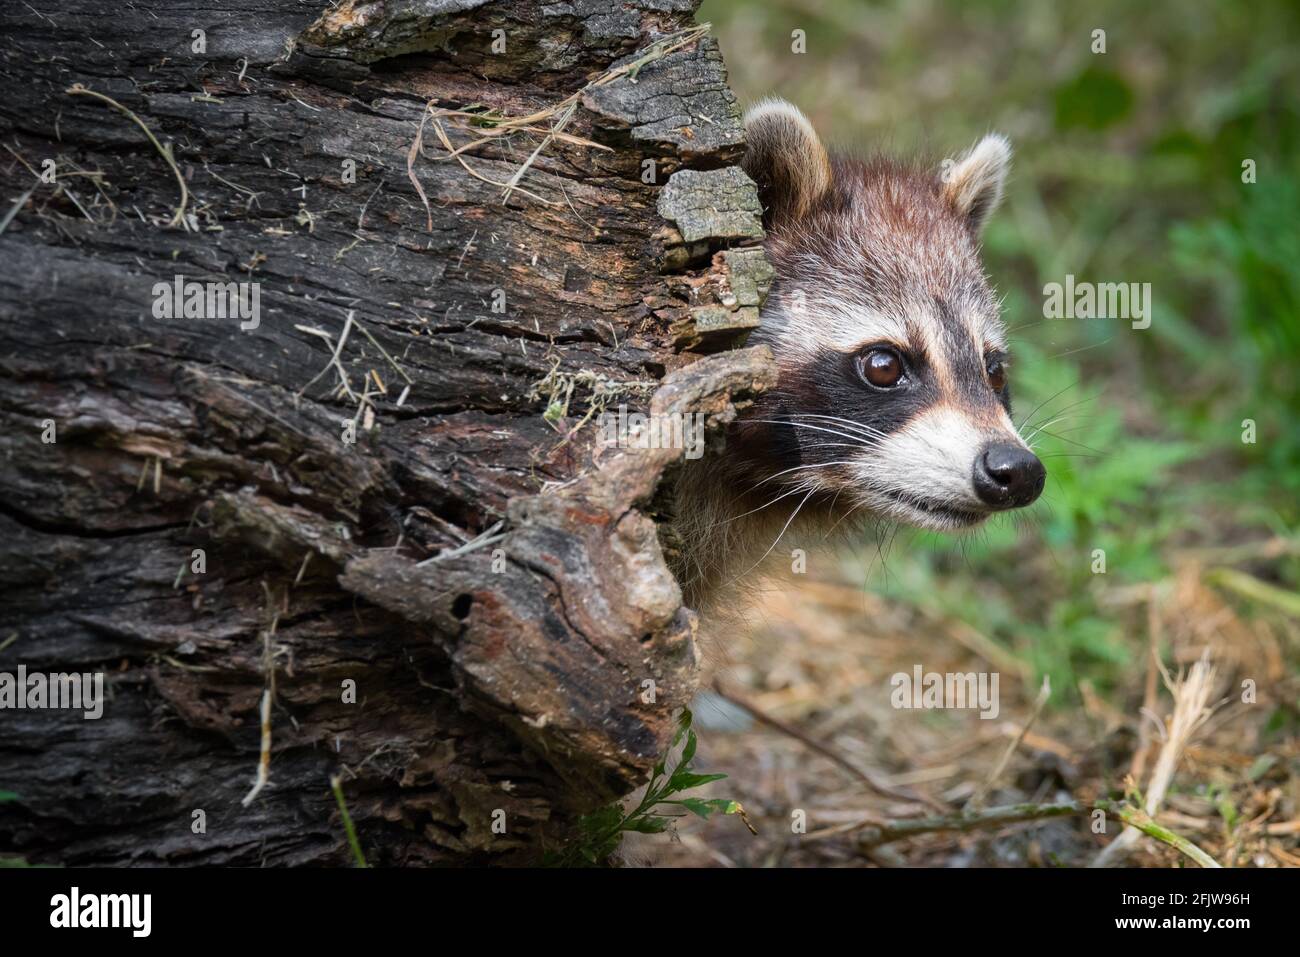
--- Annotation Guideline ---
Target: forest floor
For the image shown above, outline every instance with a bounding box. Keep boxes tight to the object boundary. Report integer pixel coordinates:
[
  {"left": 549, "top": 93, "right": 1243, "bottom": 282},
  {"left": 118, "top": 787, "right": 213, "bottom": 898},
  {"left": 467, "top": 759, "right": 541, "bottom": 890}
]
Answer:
[{"left": 648, "top": 552, "right": 1300, "bottom": 868}]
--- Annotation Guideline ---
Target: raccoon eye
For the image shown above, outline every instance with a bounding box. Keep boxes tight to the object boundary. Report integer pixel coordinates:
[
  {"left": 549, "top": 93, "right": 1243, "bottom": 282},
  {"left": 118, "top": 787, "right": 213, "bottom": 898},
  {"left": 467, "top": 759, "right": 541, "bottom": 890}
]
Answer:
[
  {"left": 986, "top": 356, "right": 1007, "bottom": 392},
  {"left": 858, "top": 348, "right": 905, "bottom": 389}
]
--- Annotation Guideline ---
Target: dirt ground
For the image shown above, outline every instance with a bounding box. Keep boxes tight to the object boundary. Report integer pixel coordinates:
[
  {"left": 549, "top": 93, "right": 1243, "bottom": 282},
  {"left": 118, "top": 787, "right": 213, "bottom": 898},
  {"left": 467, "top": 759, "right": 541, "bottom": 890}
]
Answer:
[{"left": 647, "top": 555, "right": 1300, "bottom": 868}]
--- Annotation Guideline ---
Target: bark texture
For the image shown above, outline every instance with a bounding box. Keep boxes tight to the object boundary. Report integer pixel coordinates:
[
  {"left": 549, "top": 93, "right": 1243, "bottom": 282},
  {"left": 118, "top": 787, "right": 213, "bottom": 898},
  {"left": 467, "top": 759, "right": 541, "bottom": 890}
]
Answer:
[{"left": 0, "top": 0, "right": 774, "bottom": 864}]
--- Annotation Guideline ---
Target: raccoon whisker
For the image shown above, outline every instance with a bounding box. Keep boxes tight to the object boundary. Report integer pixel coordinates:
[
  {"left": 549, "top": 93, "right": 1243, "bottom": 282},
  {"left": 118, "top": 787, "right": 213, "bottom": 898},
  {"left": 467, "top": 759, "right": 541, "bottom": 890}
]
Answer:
[
  {"left": 1019, "top": 389, "right": 1103, "bottom": 434},
  {"left": 1030, "top": 427, "right": 1106, "bottom": 456},
  {"left": 1016, "top": 380, "right": 1080, "bottom": 432},
  {"left": 750, "top": 417, "right": 881, "bottom": 441},
  {"left": 1022, "top": 413, "right": 1077, "bottom": 445},
  {"left": 824, "top": 500, "right": 864, "bottom": 538},
  {"left": 747, "top": 419, "right": 885, "bottom": 447},
  {"left": 855, "top": 470, "right": 975, "bottom": 505},
  {"left": 724, "top": 485, "right": 818, "bottom": 588},
  {"left": 861, "top": 520, "right": 890, "bottom": 584},
  {"left": 1025, "top": 416, "right": 1093, "bottom": 438},
  {"left": 1048, "top": 338, "right": 1113, "bottom": 360},
  {"left": 754, "top": 460, "right": 860, "bottom": 488},
  {"left": 879, "top": 520, "right": 906, "bottom": 582},
  {"left": 827, "top": 484, "right": 847, "bottom": 518},
  {"left": 1022, "top": 398, "right": 1105, "bottom": 444},
  {"left": 1021, "top": 405, "right": 1098, "bottom": 438},
  {"left": 706, "top": 482, "right": 810, "bottom": 529},
  {"left": 800, "top": 441, "right": 876, "bottom": 453},
  {"left": 769, "top": 411, "right": 890, "bottom": 439},
  {"left": 789, "top": 413, "right": 891, "bottom": 440},
  {"left": 1004, "top": 317, "right": 1052, "bottom": 336}
]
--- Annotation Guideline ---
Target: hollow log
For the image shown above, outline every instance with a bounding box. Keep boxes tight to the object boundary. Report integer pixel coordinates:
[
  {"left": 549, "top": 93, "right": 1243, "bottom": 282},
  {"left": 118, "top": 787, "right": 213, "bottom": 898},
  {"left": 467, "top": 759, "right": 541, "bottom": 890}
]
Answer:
[{"left": 0, "top": 0, "right": 774, "bottom": 864}]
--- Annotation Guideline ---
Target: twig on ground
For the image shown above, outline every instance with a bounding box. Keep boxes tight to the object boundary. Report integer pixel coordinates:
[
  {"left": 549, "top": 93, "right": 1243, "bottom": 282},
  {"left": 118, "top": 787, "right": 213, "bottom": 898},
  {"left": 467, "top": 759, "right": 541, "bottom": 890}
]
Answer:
[
  {"left": 711, "top": 680, "right": 949, "bottom": 813},
  {"left": 844, "top": 799, "right": 1220, "bottom": 868}
]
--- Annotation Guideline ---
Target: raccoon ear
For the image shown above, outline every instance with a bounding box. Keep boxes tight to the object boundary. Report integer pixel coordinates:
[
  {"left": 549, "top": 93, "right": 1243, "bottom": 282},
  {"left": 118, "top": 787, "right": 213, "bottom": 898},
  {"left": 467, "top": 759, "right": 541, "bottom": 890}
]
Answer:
[
  {"left": 941, "top": 133, "right": 1011, "bottom": 234},
  {"left": 741, "top": 98, "right": 832, "bottom": 228}
]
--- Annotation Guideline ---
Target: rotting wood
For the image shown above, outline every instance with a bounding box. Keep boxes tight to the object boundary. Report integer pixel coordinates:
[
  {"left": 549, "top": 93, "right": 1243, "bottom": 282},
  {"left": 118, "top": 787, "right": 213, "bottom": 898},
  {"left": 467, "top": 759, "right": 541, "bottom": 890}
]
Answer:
[{"left": 0, "top": 0, "right": 775, "bottom": 865}]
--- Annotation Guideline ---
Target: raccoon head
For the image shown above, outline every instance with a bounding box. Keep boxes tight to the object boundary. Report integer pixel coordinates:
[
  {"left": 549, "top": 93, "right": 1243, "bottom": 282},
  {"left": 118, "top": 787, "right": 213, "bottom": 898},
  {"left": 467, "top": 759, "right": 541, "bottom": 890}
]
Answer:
[{"left": 734, "top": 98, "right": 1044, "bottom": 531}]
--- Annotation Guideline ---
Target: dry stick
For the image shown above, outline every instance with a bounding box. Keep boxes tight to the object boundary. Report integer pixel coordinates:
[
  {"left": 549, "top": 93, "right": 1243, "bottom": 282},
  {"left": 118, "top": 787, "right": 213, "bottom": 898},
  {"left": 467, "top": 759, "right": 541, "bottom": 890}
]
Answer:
[
  {"left": 843, "top": 799, "right": 1220, "bottom": 868},
  {"left": 1207, "top": 565, "right": 1300, "bottom": 617},
  {"left": 65, "top": 84, "right": 189, "bottom": 228},
  {"left": 241, "top": 591, "right": 282, "bottom": 807},
  {"left": 436, "top": 117, "right": 609, "bottom": 160},
  {"left": 936, "top": 616, "right": 1032, "bottom": 683},
  {"left": 711, "top": 680, "right": 949, "bottom": 813},
  {"left": 418, "top": 520, "right": 506, "bottom": 566},
  {"left": 966, "top": 675, "right": 1051, "bottom": 812},
  {"left": 241, "top": 688, "right": 273, "bottom": 807}
]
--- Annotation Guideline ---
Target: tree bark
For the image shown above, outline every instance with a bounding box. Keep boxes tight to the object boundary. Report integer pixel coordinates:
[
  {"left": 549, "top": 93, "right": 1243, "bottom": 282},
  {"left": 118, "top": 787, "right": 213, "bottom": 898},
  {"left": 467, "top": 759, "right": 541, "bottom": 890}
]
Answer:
[{"left": 0, "top": 0, "right": 773, "bottom": 865}]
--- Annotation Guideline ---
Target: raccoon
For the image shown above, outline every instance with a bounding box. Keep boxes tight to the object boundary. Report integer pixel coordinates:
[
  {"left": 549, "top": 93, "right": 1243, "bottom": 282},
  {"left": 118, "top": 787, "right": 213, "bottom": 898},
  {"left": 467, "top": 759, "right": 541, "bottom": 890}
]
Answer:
[{"left": 671, "top": 99, "right": 1045, "bottom": 612}]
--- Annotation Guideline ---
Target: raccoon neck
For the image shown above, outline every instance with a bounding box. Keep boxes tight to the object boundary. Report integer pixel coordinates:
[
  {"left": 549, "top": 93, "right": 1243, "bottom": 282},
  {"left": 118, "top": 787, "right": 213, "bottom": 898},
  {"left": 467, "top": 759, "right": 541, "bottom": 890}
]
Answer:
[{"left": 667, "top": 452, "right": 842, "bottom": 614}]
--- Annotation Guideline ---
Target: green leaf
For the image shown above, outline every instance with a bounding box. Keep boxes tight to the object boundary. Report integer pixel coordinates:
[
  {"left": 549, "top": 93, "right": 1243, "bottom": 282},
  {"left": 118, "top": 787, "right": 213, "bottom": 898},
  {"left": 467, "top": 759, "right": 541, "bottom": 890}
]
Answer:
[
  {"left": 665, "top": 797, "right": 738, "bottom": 819},
  {"left": 679, "top": 728, "right": 698, "bottom": 767},
  {"left": 664, "top": 771, "right": 727, "bottom": 794},
  {"left": 623, "top": 816, "right": 671, "bottom": 834}
]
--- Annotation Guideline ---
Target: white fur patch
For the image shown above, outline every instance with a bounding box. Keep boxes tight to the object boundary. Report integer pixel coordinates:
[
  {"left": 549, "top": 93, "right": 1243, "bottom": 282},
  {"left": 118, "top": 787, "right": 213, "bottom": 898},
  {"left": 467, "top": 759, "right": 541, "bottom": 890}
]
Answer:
[{"left": 849, "top": 405, "right": 1027, "bottom": 528}]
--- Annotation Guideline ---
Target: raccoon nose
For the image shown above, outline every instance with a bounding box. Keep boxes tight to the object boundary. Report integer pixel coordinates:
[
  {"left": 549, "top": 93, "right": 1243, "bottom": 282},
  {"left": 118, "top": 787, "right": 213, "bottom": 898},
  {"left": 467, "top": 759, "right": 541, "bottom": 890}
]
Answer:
[{"left": 973, "top": 443, "right": 1046, "bottom": 508}]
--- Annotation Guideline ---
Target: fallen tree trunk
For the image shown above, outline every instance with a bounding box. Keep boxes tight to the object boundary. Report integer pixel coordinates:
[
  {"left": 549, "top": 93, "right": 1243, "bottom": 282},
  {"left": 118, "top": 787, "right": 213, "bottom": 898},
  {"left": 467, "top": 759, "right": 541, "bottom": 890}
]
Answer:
[{"left": 0, "top": 0, "right": 774, "bottom": 865}]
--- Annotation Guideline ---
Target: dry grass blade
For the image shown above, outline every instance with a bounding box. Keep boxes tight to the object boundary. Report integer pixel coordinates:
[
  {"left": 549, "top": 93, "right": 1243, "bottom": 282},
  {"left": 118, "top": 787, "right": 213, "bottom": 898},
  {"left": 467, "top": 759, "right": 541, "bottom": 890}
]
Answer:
[
  {"left": 410, "top": 23, "right": 711, "bottom": 217},
  {"left": 407, "top": 106, "right": 434, "bottom": 231},
  {"left": 65, "top": 84, "right": 190, "bottom": 228},
  {"left": 1092, "top": 649, "right": 1223, "bottom": 867},
  {"left": 428, "top": 115, "right": 559, "bottom": 206}
]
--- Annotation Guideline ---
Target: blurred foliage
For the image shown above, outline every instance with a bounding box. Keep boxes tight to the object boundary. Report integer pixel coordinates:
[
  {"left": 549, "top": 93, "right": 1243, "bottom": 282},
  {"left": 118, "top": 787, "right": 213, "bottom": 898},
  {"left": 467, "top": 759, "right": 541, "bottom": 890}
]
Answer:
[{"left": 701, "top": 0, "right": 1300, "bottom": 697}]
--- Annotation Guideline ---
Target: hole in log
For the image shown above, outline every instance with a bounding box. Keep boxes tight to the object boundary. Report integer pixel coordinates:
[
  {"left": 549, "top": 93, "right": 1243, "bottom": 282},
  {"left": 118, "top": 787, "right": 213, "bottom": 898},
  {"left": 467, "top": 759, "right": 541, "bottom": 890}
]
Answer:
[{"left": 451, "top": 594, "right": 474, "bottom": 620}]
